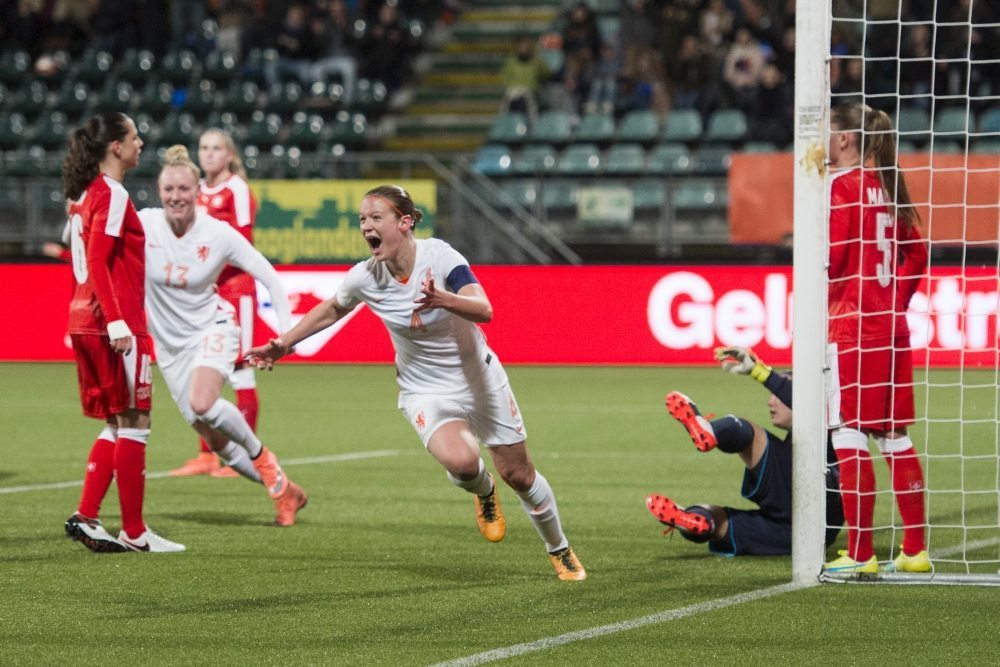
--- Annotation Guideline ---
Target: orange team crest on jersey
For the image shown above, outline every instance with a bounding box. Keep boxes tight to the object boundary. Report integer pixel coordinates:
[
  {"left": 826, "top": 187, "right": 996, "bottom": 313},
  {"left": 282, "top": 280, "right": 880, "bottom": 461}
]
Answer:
[
  {"left": 415, "top": 410, "right": 426, "bottom": 431},
  {"left": 197, "top": 245, "right": 210, "bottom": 262}
]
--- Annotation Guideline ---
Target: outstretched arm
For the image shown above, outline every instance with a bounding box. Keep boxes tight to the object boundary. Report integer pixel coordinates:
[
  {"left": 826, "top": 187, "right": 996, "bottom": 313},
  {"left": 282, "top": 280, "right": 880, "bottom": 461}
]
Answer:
[
  {"left": 714, "top": 346, "right": 792, "bottom": 407},
  {"left": 246, "top": 296, "right": 355, "bottom": 370}
]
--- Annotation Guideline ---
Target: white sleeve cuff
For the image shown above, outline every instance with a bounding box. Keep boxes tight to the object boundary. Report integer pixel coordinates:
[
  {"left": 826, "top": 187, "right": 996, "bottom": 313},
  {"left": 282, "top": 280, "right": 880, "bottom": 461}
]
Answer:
[{"left": 107, "top": 320, "right": 133, "bottom": 340}]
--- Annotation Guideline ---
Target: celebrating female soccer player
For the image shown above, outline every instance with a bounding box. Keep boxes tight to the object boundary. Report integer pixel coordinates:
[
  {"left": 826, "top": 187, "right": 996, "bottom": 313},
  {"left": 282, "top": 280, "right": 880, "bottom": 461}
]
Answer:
[
  {"left": 169, "top": 128, "right": 261, "bottom": 477},
  {"left": 823, "top": 102, "right": 931, "bottom": 574},
  {"left": 62, "top": 112, "right": 184, "bottom": 553},
  {"left": 247, "top": 185, "right": 587, "bottom": 580},
  {"left": 139, "top": 145, "right": 307, "bottom": 525}
]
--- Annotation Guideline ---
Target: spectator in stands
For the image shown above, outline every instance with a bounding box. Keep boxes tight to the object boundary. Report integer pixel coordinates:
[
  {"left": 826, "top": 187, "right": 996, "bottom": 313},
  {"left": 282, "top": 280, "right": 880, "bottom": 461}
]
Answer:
[
  {"left": 722, "top": 27, "right": 765, "bottom": 113},
  {"left": 88, "top": 0, "right": 139, "bottom": 58},
  {"left": 831, "top": 57, "right": 864, "bottom": 106},
  {"left": 655, "top": 3, "right": 686, "bottom": 65},
  {"left": 750, "top": 63, "right": 792, "bottom": 147},
  {"left": 310, "top": 0, "right": 360, "bottom": 102},
  {"left": 669, "top": 35, "right": 716, "bottom": 116},
  {"left": 267, "top": 1, "right": 324, "bottom": 86},
  {"left": 211, "top": 0, "right": 255, "bottom": 56},
  {"left": 772, "top": 25, "right": 796, "bottom": 82},
  {"left": 500, "top": 35, "right": 551, "bottom": 124},
  {"left": 560, "top": 1, "right": 601, "bottom": 66},
  {"left": 358, "top": 0, "right": 411, "bottom": 91},
  {"left": 557, "top": 45, "right": 595, "bottom": 116},
  {"left": 584, "top": 41, "right": 622, "bottom": 115},
  {"left": 615, "top": 46, "right": 669, "bottom": 117},
  {"left": 699, "top": 0, "right": 734, "bottom": 57},
  {"left": 170, "top": 0, "right": 206, "bottom": 52},
  {"left": 618, "top": 0, "right": 656, "bottom": 62}
]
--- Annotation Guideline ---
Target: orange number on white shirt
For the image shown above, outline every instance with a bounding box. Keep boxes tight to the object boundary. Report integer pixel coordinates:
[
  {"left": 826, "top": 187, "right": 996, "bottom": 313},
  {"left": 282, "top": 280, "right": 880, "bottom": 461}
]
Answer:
[
  {"left": 164, "top": 263, "right": 189, "bottom": 289},
  {"left": 203, "top": 333, "right": 225, "bottom": 354},
  {"left": 875, "top": 212, "right": 894, "bottom": 288},
  {"left": 69, "top": 213, "right": 88, "bottom": 285}
]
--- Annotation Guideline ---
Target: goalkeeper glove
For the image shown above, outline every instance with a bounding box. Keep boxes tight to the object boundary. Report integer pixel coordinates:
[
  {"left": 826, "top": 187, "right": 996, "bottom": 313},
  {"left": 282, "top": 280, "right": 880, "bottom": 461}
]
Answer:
[{"left": 714, "top": 346, "right": 772, "bottom": 384}]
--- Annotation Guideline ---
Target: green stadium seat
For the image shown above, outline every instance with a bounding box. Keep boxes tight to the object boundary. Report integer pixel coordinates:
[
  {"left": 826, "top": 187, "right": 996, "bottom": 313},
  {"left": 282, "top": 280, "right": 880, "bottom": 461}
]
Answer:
[
  {"left": 661, "top": 109, "right": 702, "bottom": 143},
  {"left": 486, "top": 112, "right": 528, "bottom": 145},
  {"left": 244, "top": 111, "right": 283, "bottom": 149},
  {"left": 327, "top": 110, "right": 367, "bottom": 149},
  {"left": 288, "top": 112, "right": 326, "bottom": 149},
  {"left": 933, "top": 108, "right": 968, "bottom": 139},
  {"left": 53, "top": 80, "right": 93, "bottom": 118},
  {"left": 202, "top": 50, "right": 239, "bottom": 85},
  {"left": 351, "top": 78, "right": 388, "bottom": 115},
  {"left": 895, "top": 106, "right": 931, "bottom": 145},
  {"left": 692, "top": 145, "right": 732, "bottom": 175},
  {"left": 94, "top": 80, "right": 136, "bottom": 114},
  {"left": 673, "top": 180, "right": 728, "bottom": 210},
  {"left": 9, "top": 80, "right": 47, "bottom": 118},
  {"left": 646, "top": 143, "right": 692, "bottom": 175},
  {"left": 69, "top": 49, "right": 114, "bottom": 85},
  {"left": 183, "top": 79, "right": 217, "bottom": 118},
  {"left": 979, "top": 108, "right": 1000, "bottom": 134},
  {"left": 574, "top": 112, "right": 615, "bottom": 145},
  {"left": 159, "top": 49, "right": 198, "bottom": 86},
  {"left": 498, "top": 180, "right": 538, "bottom": 210},
  {"left": 603, "top": 143, "right": 646, "bottom": 175},
  {"left": 742, "top": 141, "right": 779, "bottom": 153},
  {"left": 972, "top": 137, "right": 1000, "bottom": 153},
  {"left": 117, "top": 48, "right": 156, "bottom": 85},
  {"left": 29, "top": 111, "right": 69, "bottom": 150},
  {"left": 0, "top": 50, "right": 31, "bottom": 86},
  {"left": 472, "top": 144, "right": 512, "bottom": 176},
  {"left": 617, "top": 110, "right": 660, "bottom": 145},
  {"left": 266, "top": 81, "right": 303, "bottom": 118},
  {"left": 704, "top": 109, "right": 748, "bottom": 144},
  {"left": 222, "top": 80, "right": 261, "bottom": 119},
  {"left": 512, "top": 143, "right": 557, "bottom": 176},
  {"left": 528, "top": 110, "right": 576, "bottom": 145},
  {"left": 158, "top": 111, "right": 199, "bottom": 147},
  {"left": 0, "top": 112, "right": 28, "bottom": 150},
  {"left": 632, "top": 179, "right": 667, "bottom": 211},
  {"left": 540, "top": 179, "right": 578, "bottom": 211},
  {"left": 556, "top": 143, "right": 602, "bottom": 176},
  {"left": 203, "top": 111, "right": 240, "bottom": 136}
]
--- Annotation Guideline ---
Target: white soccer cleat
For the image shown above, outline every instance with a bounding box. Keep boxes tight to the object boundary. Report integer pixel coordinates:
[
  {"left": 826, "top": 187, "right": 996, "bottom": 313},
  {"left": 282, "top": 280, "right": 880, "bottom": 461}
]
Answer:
[
  {"left": 65, "top": 513, "right": 128, "bottom": 553},
  {"left": 118, "top": 528, "right": 186, "bottom": 553}
]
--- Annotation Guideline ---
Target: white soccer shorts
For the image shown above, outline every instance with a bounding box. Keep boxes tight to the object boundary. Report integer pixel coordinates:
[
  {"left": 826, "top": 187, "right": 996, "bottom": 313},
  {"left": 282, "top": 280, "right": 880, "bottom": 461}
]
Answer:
[{"left": 399, "top": 381, "right": 527, "bottom": 448}]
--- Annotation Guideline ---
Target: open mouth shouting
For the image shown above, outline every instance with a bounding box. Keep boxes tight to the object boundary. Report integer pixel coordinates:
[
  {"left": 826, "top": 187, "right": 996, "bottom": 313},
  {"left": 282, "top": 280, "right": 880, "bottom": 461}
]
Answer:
[{"left": 365, "top": 233, "right": 383, "bottom": 253}]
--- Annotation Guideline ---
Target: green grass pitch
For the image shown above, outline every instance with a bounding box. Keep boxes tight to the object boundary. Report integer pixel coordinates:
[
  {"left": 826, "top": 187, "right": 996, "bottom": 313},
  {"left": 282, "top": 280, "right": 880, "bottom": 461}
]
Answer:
[{"left": 2, "top": 362, "right": 997, "bottom": 664}]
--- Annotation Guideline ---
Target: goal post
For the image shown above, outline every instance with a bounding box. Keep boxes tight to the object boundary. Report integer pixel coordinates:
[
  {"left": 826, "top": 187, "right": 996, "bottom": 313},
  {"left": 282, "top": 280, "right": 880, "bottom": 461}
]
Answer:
[
  {"left": 796, "top": 1, "right": 1000, "bottom": 586},
  {"left": 791, "top": 0, "right": 832, "bottom": 585}
]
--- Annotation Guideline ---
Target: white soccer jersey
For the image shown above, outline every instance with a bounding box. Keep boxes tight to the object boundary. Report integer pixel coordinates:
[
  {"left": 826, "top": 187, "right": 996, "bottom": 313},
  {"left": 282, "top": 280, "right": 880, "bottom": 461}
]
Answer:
[
  {"left": 336, "top": 238, "right": 504, "bottom": 394},
  {"left": 138, "top": 208, "right": 291, "bottom": 351}
]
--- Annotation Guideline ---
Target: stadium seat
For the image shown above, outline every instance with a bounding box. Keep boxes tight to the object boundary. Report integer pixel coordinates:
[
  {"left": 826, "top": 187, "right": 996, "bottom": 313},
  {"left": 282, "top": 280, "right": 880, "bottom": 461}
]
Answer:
[
  {"left": 704, "top": 109, "right": 748, "bottom": 144},
  {"left": 472, "top": 144, "right": 512, "bottom": 176},
  {"left": 244, "top": 111, "right": 283, "bottom": 149},
  {"left": 741, "top": 141, "right": 779, "bottom": 153},
  {"left": 574, "top": 112, "right": 615, "bottom": 145},
  {"left": 972, "top": 137, "right": 1000, "bottom": 153},
  {"left": 53, "top": 80, "right": 93, "bottom": 118},
  {"left": 183, "top": 79, "right": 217, "bottom": 118},
  {"left": 0, "top": 112, "right": 28, "bottom": 150},
  {"left": 266, "top": 81, "right": 304, "bottom": 118},
  {"left": 203, "top": 111, "right": 240, "bottom": 135},
  {"left": 241, "top": 48, "right": 276, "bottom": 86},
  {"left": 222, "top": 80, "right": 261, "bottom": 119},
  {"left": 498, "top": 180, "right": 538, "bottom": 210},
  {"left": 327, "top": 110, "right": 367, "bottom": 149},
  {"left": 673, "top": 180, "right": 728, "bottom": 210},
  {"left": 29, "top": 111, "right": 69, "bottom": 150},
  {"left": 288, "top": 112, "right": 326, "bottom": 149},
  {"left": 661, "top": 109, "right": 702, "bottom": 143},
  {"left": 617, "top": 110, "right": 660, "bottom": 145},
  {"left": 556, "top": 143, "right": 602, "bottom": 176},
  {"left": 603, "top": 143, "right": 646, "bottom": 176},
  {"left": 94, "top": 80, "right": 136, "bottom": 114},
  {"left": 0, "top": 50, "right": 31, "bottom": 86},
  {"left": 3, "top": 145, "right": 47, "bottom": 177},
  {"left": 632, "top": 179, "right": 667, "bottom": 211},
  {"left": 895, "top": 106, "right": 931, "bottom": 145},
  {"left": 933, "top": 107, "right": 969, "bottom": 140},
  {"left": 69, "top": 49, "right": 114, "bottom": 85},
  {"left": 979, "top": 108, "right": 1000, "bottom": 134},
  {"left": 692, "top": 145, "right": 732, "bottom": 175},
  {"left": 528, "top": 110, "right": 577, "bottom": 146},
  {"left": 159, "top": 49, "right": 198, "bottom": 86},
  {"left": 646, "top": 143, "right": 692, "bottom": 175},
  {"left": 540, "top": 178, "right": 578, "bottom": 212},
  {"left": 202, "top": 50, "right": 239, "bottom": 85},
  {"left": 512, "top": 143, "right": 557, "bottom": 176},
  {"left": 117, "top": 48, "right": 156, "bottom": 85},
  {"left": 9, "top": 80, "right": 47, "bottom": 118},
  {"left": 486, "top": 112, "right": 529, "bottom": 145},
  {"left": 158, "top": 111, "right": 199, "bottom": 146},
  {"left": 351, "top": 78, "right": 388, "bottom": 115}
]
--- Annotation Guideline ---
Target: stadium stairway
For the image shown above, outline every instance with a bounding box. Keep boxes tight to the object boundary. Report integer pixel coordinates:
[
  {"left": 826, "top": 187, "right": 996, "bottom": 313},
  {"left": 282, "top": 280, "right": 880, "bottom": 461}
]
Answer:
[{"left": 382, "top": 0, "right": 558, "bottom": 154}]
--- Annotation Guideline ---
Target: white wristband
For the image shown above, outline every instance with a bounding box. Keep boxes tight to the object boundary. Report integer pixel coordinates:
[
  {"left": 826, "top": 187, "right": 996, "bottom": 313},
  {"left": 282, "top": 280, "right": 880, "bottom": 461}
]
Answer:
[{"left": 107, "top": 319, "right": 133, "bottom": 340}]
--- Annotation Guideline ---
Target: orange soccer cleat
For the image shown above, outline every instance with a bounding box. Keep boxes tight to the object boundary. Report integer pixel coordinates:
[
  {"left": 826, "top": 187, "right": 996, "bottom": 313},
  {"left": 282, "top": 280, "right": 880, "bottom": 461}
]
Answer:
[
  {"left": 274, "top": 481, "right": 308, "bottom": 527},
  {"left": 474, "top": 474, "right": 506, "bottom": 542},
  {"left": 168, "top": 452, "right": 221, "bottom": 477}
]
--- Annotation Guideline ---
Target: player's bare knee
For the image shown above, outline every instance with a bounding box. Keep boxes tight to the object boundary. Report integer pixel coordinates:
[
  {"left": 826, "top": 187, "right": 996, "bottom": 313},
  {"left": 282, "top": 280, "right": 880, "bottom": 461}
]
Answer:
[
  {"left": 497, "top": 465, "right": 533, "bottom": 492},
  {"left": 189, "top": 395, "right": 215, "bottom": 418}
]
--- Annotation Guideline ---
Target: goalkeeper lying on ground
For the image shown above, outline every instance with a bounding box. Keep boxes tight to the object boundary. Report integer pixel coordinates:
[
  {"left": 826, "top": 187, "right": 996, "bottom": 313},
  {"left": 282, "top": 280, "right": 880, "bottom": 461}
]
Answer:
[{"left": 646, "top": 347, "right": 844, "bottom": 556}]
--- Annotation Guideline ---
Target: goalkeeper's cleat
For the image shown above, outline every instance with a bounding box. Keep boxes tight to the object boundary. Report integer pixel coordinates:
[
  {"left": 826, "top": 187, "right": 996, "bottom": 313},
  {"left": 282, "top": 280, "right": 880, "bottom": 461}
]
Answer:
[
  {"left": 118, "top": 527, "right": 186, "bottom": 553},
  {"left": 823, "top": 550, "right": 878, "bottom": 574},
  {"left": 210, "top": 465, "right": 239, "bottom": 478},
  {"left": 665, "top": 391, "right": 717, "bottom": 452},
  {"left": 168, "top": 451, "right": 220, "bottom": 477},
  {"left": 890, "top": 547, "right": 932, "bottom": 573},
  {"left": 252, "top": 447, "right": 288, "bottom": 499},
  {"left": 645, "top": 494, "right": 713, "bottom": 539},
  {"left": 474, "top": 474, "right": 506, "bottom": 542},
  {"left": 274, "top": 481, "right": 308, "bottom": 526},
  {"left": 549, "top": 545, "right": 587, "bottom": 581},
  {"left": 65, "top": 513, "right": 128, "bottom": 553}
]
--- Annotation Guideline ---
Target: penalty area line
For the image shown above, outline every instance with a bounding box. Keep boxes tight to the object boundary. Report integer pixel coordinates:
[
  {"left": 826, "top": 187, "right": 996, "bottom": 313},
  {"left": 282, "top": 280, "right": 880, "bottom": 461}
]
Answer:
[
  {"left": 431, "top": 581, "right": 804, "bottom": 667},
  {"left": 0, "top": 449, "right": 404, "bottom": 495}
]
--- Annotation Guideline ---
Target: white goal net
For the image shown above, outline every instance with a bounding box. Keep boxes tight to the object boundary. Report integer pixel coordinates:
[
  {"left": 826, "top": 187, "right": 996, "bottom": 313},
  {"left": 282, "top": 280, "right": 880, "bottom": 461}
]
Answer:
[{"left": 794, "top": 0, "right": 1000, "bottom": 585}]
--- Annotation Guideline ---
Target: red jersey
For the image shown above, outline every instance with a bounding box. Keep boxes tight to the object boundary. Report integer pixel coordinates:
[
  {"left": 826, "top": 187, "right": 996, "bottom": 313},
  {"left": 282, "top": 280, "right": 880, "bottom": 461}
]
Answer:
[
  {"left": 828, "top": 167, "right": 928, "bottom": 345},
  {"left": 66, "top": 174, "right": 147, "bottom": 336},
  {"left": 198, "top": 174, "right": 257, "bottom": 285}
]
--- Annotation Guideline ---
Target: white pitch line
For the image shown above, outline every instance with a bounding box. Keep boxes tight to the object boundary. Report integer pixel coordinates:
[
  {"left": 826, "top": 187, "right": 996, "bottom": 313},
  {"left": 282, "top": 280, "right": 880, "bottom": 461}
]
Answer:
[
  {"left": 0, "top": 449, "right": 404, "bottom": 495},
  {"left": 430, "top": 582, "right": 805, "bottom": 667}
]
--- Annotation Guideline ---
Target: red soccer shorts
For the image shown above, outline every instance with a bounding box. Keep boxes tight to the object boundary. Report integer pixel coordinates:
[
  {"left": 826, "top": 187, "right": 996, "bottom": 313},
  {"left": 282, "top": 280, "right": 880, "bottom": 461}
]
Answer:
[
  {"left": 71, "top": 333, "right": 153, "bottom": 419},
  {"left": 829, "top": 338, "right": 914, "bottom": 431}
]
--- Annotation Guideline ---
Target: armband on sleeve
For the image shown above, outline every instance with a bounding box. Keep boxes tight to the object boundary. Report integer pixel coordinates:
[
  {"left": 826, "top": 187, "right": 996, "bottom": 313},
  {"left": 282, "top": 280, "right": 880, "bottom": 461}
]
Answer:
[{"left": 445, "top": 264, "right": 478, "bottom": 292}]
